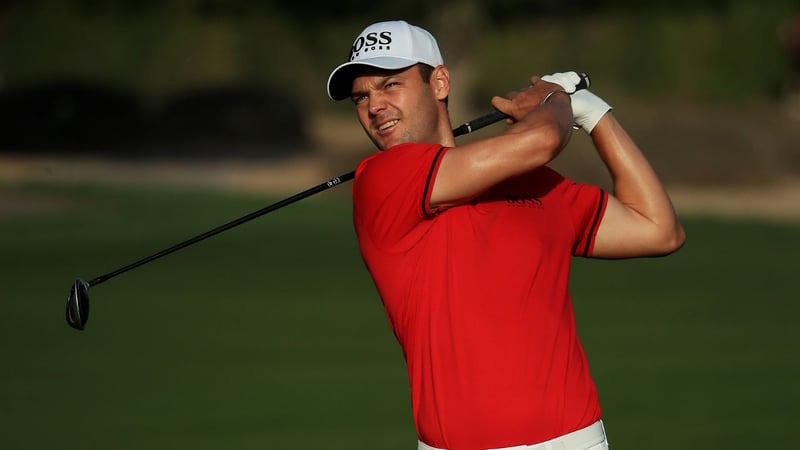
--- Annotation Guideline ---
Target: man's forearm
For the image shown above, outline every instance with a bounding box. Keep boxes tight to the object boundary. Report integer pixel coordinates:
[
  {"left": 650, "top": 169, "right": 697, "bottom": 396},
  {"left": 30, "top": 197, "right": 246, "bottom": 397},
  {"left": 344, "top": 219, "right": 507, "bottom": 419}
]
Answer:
[{"left": 591, "top": 112, "right": 685, "bottom": 254}]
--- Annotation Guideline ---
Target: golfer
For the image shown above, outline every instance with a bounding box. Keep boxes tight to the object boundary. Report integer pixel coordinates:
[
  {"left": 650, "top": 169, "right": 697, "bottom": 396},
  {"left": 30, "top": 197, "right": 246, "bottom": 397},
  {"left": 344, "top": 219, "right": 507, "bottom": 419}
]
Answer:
[{"left": 327, "top": 20, "right": 685, "bottom": 450}]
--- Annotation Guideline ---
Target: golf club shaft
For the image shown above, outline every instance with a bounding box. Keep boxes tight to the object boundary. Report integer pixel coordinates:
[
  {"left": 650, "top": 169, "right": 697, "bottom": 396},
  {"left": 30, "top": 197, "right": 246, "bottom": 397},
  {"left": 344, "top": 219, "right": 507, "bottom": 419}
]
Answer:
[
  {"left": 87, "top": 72, "right": 591, "bottom": 287},
  {"left": 87, "top": 173, "right": 353, "bottom": 287},
  {"left": 86, "top": 108, "right": 509, "bottom": 288}
]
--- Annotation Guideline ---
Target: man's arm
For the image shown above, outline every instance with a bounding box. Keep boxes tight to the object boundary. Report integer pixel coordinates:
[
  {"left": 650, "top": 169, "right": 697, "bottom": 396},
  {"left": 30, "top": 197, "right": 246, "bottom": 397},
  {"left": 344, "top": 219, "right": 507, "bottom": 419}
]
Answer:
[
  {"left": 537, "top": 72, "right": 685, "bottom": 258},
  {"left": 430, "top": 76, "right": 573, "bottom": 208},
  {"left": 590, "top": 112, "right": 686, "bottom": 258}
]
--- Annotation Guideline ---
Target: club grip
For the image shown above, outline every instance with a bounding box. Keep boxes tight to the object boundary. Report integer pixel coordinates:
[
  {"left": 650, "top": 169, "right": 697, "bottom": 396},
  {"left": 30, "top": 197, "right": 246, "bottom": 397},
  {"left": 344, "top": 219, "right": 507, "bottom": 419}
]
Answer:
[{"left": 575, "top": 72, "right": 591, "bottom": 90}]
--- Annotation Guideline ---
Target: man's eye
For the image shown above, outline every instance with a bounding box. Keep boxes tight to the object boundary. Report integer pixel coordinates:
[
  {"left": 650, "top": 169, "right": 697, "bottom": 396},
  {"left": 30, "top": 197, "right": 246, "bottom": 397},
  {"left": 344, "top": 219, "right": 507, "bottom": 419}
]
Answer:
[{"left": 352, "top": 94, "right": 367, "bottom": 104}]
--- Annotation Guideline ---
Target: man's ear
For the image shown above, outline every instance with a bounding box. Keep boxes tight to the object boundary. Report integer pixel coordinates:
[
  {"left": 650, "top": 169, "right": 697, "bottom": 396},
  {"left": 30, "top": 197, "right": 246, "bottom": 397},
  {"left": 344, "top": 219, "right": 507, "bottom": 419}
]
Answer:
[{"left": 432, "top": 65, "right": 450, "bottom": 101}]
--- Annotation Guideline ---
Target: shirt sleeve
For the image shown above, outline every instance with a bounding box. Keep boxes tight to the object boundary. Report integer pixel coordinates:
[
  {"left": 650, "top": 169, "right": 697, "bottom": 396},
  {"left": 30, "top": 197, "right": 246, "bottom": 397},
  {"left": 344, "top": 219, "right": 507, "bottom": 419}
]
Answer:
[
  {"left": 562, "top": 180, "right": 608, "bottom": 257},
  {"left": 353, "top": 143, "right": 448, "bottom": 251}
]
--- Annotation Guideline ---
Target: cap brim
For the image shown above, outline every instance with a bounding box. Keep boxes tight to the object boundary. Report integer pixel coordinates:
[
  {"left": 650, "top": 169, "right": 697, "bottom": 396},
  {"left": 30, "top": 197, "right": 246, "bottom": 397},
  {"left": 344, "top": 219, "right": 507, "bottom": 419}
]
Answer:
[{"left": 326, "top": 57, "right": 419, "bottom": 101}]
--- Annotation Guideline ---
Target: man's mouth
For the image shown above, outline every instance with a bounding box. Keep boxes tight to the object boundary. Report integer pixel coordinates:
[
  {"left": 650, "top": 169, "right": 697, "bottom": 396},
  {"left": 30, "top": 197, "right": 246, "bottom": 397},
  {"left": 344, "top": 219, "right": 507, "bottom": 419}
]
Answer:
[{"left": 378, "top": 119, "right": 399, "bottom": 132}]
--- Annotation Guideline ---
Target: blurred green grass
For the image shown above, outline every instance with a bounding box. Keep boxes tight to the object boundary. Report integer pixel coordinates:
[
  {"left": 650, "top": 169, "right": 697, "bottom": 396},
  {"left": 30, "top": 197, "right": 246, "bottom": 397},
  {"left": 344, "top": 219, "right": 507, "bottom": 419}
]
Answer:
[{"left": 1, "top": 182, "right": 798, "bottom": 449}]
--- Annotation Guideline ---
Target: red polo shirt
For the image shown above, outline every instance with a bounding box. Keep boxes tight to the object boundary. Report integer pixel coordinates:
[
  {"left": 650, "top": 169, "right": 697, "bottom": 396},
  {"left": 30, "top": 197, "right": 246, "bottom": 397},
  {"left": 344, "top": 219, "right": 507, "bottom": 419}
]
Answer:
[{"left": 353, "top": 142, "right": 607, "bottom": 450}]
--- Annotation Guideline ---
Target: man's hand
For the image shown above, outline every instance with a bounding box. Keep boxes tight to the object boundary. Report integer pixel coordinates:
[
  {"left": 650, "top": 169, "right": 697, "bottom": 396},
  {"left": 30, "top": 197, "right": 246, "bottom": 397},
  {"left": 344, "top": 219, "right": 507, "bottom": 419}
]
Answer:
[
  {"left": 539, "top": 71, "right": 584, "bottom": 94},
  {"left": 542, "top": 71, "right": 612, "bottom": 134},
  {"left": 491, "top": 76, "right": 570, "bottom": 122},
  {"left": 570, "top": 90, "right": 612, "bottom": 134}
]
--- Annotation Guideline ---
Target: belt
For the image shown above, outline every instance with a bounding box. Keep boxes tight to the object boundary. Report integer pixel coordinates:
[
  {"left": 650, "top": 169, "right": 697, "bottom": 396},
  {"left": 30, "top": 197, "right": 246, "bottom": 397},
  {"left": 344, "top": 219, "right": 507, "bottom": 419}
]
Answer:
[{"left": 418, "top": 420, "right": 606, "bottom": 450}]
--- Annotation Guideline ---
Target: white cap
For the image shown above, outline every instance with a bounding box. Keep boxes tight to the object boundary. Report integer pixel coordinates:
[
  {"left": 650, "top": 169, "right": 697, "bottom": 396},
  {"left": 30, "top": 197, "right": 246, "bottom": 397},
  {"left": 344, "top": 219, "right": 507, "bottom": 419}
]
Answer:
[{"left": 326, "top": 20, "right": 444, "bottom": 101}]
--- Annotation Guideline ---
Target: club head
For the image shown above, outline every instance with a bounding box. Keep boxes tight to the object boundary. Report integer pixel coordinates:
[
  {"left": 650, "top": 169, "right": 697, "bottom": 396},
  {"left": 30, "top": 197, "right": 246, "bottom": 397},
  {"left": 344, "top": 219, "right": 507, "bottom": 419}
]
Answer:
[{"left": 66, "top": 278, "right": 90, "bottom": 330}]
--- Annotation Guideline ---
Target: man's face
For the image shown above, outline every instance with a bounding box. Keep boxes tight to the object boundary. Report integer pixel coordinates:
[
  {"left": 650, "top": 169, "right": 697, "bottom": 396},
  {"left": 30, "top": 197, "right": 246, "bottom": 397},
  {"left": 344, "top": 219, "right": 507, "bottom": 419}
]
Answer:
[{"left": 349, "top": 65, "right": 443, "bottom": 150}]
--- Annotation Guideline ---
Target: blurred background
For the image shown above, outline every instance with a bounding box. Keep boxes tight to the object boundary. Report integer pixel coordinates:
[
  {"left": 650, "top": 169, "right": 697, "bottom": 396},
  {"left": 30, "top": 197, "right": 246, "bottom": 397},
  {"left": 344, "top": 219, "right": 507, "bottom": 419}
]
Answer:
[
  {"left": 2, "top": 0, "right": 799, "bottom": 185},
  {"left": 2, "top": 1, "right": 799, "bottom": 449}
]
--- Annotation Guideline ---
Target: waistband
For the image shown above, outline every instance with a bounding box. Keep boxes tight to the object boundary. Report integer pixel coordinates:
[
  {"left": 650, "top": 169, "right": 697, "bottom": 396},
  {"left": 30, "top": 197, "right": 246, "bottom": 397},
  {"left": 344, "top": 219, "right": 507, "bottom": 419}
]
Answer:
[{"left": 418, "top": 419, "right": 606, "bottom": 450}]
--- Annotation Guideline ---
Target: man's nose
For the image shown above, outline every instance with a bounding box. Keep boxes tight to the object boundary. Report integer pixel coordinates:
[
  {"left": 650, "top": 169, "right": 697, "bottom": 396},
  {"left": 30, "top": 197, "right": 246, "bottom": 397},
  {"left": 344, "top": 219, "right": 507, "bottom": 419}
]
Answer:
[{"left": 368, "top": 92, "right": 387, "bottom": 115}]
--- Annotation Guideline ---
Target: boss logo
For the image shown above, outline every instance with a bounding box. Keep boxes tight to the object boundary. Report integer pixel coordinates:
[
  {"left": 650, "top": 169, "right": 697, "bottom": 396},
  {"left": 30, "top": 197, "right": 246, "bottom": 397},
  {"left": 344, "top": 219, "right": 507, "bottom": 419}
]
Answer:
[
  {"left": 350, "top": 31, "right": 392, "bottom": 60},
  {"left": 505, "top": 195, "right": 544, "bottom": 208}
]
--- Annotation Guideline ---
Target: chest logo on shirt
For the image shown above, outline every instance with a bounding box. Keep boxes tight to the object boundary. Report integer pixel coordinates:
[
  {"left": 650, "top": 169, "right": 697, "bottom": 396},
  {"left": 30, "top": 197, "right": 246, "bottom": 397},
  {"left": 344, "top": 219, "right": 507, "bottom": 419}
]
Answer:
[{"left": 505, "top": 195, "right": 543, "bottom": 208}]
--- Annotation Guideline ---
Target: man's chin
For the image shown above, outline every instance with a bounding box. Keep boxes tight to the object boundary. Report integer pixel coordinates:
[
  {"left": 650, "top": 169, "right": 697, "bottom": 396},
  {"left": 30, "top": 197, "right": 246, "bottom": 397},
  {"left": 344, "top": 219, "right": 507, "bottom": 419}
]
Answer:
[{"left": 378, "top": 137, "right": 412, "bottom": 150}]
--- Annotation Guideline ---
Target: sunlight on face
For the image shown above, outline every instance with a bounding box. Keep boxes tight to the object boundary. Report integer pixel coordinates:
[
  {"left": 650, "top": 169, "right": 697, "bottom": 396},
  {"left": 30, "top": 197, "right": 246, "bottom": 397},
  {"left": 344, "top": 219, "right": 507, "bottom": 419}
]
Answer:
[{"left": 350, "top": 65, "right": 443, "bottom": 150}]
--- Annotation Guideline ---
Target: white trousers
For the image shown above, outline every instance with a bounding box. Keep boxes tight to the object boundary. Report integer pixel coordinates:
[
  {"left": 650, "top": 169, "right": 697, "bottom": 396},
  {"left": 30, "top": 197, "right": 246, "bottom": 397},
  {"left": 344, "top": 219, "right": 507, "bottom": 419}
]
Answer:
[{"left": 418, "top": 420, "right": 608, "bottom": 450}]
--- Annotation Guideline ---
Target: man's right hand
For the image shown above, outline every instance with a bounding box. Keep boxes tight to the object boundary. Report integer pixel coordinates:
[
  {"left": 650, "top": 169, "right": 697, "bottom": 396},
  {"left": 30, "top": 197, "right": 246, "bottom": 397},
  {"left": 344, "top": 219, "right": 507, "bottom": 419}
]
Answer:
[{"left": 491, "top": 76, "right": 571, "bottom": 122}]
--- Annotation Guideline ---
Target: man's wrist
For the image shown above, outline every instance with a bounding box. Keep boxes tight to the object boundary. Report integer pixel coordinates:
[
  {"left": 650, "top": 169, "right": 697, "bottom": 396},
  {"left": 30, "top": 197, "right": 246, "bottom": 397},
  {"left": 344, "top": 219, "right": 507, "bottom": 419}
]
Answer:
[{"left": 541, "top": 89, "right": 569, "bottom": 106}]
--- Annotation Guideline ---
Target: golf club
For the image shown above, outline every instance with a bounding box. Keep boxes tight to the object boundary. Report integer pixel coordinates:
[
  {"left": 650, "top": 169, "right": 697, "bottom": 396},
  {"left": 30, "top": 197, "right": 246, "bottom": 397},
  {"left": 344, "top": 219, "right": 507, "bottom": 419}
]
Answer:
[{"left": 66, "top": 72, "right": 591, "bottom": 330}]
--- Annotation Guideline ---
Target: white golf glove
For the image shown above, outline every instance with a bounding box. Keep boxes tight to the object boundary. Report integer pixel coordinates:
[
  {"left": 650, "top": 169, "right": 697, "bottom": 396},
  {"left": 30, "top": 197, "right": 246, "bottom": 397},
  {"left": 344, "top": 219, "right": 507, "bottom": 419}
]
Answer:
[
  {"left": 540, "top": 71, "right": 584, "bottom": 94},
  {"left": 541, "top": 71, "right": 612, "bottom": 134}
]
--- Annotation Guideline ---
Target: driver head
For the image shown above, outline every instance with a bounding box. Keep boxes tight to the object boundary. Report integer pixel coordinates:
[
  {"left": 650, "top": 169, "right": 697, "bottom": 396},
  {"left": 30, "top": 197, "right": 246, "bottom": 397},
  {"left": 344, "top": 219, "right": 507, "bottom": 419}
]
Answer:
[{"left": 66, "top": 278, "right": 89, "bottom": 330}]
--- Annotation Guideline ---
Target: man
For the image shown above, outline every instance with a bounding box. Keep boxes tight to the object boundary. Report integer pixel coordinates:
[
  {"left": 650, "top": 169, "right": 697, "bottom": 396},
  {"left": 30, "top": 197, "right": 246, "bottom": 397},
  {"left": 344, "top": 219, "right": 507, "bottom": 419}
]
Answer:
[{"left": 326, "top": 20, "right": 685, "bottom": 450}]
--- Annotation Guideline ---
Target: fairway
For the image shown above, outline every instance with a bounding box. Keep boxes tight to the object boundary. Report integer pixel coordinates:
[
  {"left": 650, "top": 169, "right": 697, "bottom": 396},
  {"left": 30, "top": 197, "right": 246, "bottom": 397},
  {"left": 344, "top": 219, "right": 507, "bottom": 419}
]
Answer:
[{"left": 1, "top": 181, "right": 798, "bottom": 450}]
